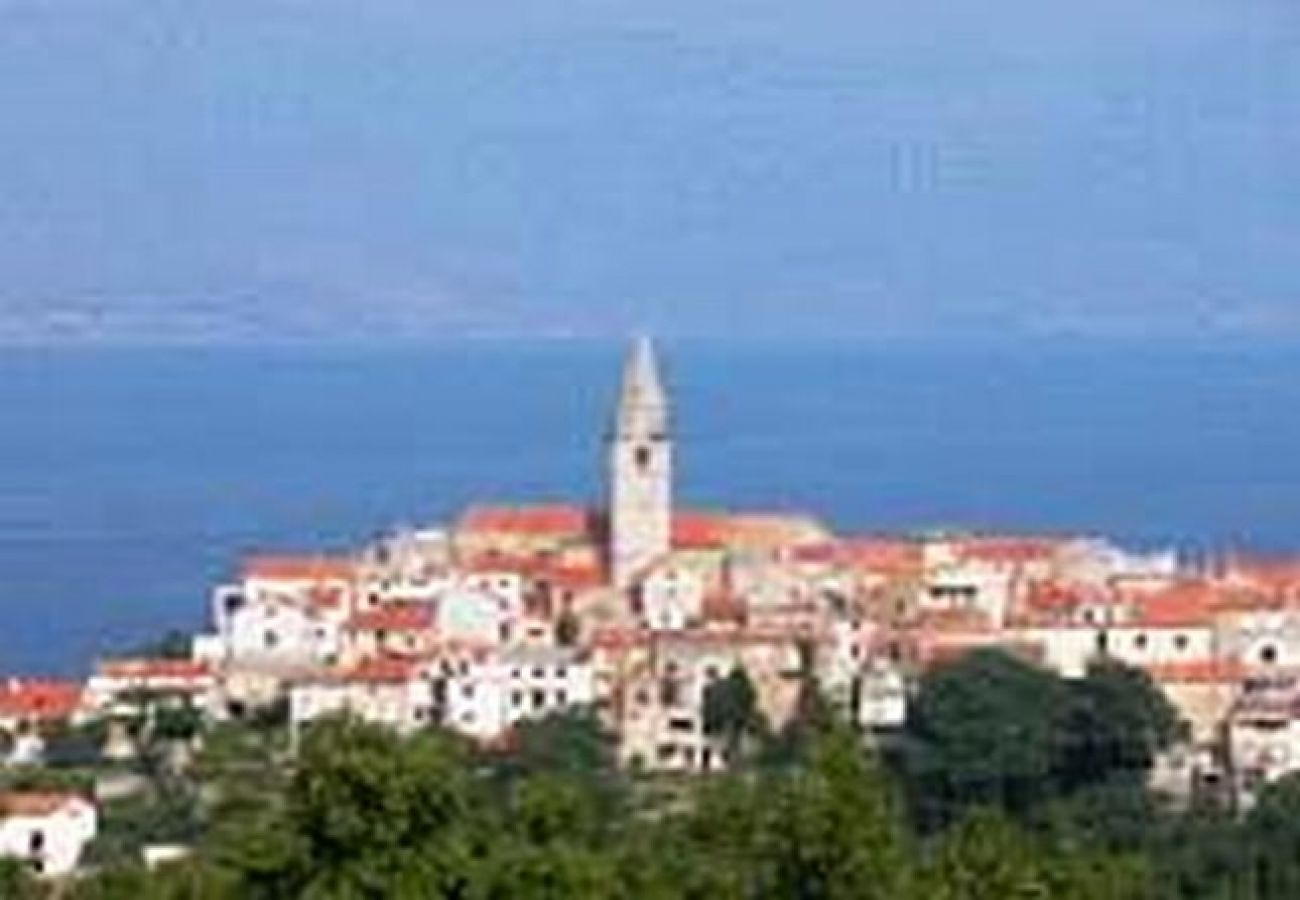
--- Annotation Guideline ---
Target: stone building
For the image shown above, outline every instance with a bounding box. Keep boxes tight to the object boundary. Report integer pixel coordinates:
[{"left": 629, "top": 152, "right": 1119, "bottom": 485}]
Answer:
[{"left": 608, "top": 336, "right": 673, "bottom": 589}]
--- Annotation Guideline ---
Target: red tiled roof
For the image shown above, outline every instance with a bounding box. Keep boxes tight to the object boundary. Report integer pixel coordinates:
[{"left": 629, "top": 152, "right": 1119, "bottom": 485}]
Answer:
[
  {"left": 950, "top": 536, "right": 1064, "bottom": 565},
  {"left": 96, "top": 659, "right": 211, "bottom": 681},
  {"left": 839, "top": 538, "right": 925, "bottom": 573},
  {"left": 0, "top": 792, "right": 89, "bottom": 818},
  {"left": 1226, "top": 556, "right": 1300, "bottom": 593},
  {"left": 1146, "top": 659, "right": 1244, "bottom": 685},
  {"left": 0, "top": 679, "right": 83, "bottom": 721},
  {"left": 589, "top": 626, "right": 648, "bottom": 650},
  {"left": 790, "top": 543, "right": 839, "bottom": 564},
  {"left": 243, "top": 555, "right": 356, "bottom": 582},
  {"left": 343, "top": 656, "right": 422, "bottom": 684},
  {"left": 1023, "top": 580, "right": 1091, "bottom": 613},
  {"left": 1124, "top": 581, "right": 1221, "bottom": 628},
  {"left": 346, "top": 602, "right": 433, "bottom": 633},
  {"left": 701, "top": 591, "right": 746, "bottom": 624},
  {"left": 651, "top": 625, "right": 812, "bottom": 647},
  {"left": 463, "top": 553, "right": 605, "bottom": 590},
  {"left": 672, "top": 510, "right": 828, "bottom": 551},
  {"left": 912, "top": 607, "right": 998, "bottom": 634},
  {"left": 307, "top": 584, "right": 348, "bottom": 610},
  {"left": 458, "top": 504, "right": 595, "bottom": 538},
  {"left": 919, "top": 638, "right": 1046, "bottom": 669}
]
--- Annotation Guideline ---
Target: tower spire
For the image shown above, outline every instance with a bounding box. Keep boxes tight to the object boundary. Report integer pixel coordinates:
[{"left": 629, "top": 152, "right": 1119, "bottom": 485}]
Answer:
[
  {"left": 614, "top": 335, "right": 667, "bottom": 439},
  {"left": 607, "top": 336, "right": 673, "bottom": 588}
]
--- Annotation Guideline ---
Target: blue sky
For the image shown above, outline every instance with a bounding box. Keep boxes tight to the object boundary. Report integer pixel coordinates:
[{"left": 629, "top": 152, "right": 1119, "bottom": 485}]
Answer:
[{"left": 0, "top": 0, "right": 1296, "bottom": 341}]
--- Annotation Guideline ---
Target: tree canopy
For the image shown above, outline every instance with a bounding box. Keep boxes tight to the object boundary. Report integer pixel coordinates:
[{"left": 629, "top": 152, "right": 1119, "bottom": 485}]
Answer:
[
  {"left": 899, "top": 649, "right": 1181, "bottom": 827},
  {"left": 49, "top": 650, "right": 1296, "bottom": 900}
]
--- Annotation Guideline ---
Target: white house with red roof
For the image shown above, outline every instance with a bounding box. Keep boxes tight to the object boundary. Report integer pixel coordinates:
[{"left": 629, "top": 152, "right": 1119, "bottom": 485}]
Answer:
[
  {"left": 84, "top": 658, "right": 217, "bottom": 716},
  {"left": 289, "top": 657, "right": 436, "bottom": 735},
  {"left": 1103, "top": 580, "right": 1221, "bottom": 670},
  {"left": 442, "top": 646, "right": 595, "bottom": 742},
  {"left": 0, "top": 679, "right": 84, "bottom": 734},
  {"left": 918, "top": 536, "right": 1062, "bottom": 629},
  {"left": 208, "top": 554, "right": 357, "bottom": 672},
  {"left": 0, "top": 792, "right": 96, "bottom": 878},
  {"left": 341, "top": 601, "right": 436, "bottom": 662}
]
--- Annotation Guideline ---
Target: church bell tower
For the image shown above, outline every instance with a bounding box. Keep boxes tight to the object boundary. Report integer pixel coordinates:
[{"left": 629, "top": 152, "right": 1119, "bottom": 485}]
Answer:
[{"left": 607, "top": 336, "right": 673, "bottom": 589}]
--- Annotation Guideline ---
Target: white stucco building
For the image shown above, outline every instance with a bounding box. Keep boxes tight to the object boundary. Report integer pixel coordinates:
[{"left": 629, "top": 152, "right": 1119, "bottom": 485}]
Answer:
[
  {"left": 639, "top": 560, "right": 706, "bottom": 631},
  {"left": 442, "top": 646, "right": 595, "bottom": 742},
  {"left": 208, "top": 556, "right": 359, "bottom": 673},
  {"left": 289, "top": 658, "right": 435, "bottom": 735},
  {"left": 0, "top": 792, "right": 96, "bottom": 878}
]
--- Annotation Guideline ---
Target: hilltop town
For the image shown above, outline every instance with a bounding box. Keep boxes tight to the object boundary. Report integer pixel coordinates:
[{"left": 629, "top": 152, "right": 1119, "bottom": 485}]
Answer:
[{"left": 4, "top": 338, "right": 1300, "bottom": 880}]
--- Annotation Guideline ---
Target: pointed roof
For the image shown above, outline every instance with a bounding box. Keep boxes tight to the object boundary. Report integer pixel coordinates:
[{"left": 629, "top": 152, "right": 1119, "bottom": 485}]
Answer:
[{"left": 613, "top": 335, "right": 668, "bottom": 438}]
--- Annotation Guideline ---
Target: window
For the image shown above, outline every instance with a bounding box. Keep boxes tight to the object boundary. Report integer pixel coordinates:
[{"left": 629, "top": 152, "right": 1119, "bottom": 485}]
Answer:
[
  {"left": 659, "top": 678, "right": 681, "bottom": 707},
  {"left": 555, "top": 690, "right": 568, "bottom": 705},
  {"left": 264, "top": 630, "right": 279, "bottom": 650},
  {"left": 511, "top": 690, "right": 524, "bottom": 707},
  {"left": 531, "top": 689, "right": 546, "bottom": 709},
  {"left": 634, "top": 445, "right": 652, "bottom": 470},
  {"left": 1262, "top": 645, "right": 1279, "bottom": 665},
  {"left": 1134, "top": 634, "right": 1148, "bottom": 650},
  {"left": 1174, "top": 634, "right": 1189, "bottom": 652}
]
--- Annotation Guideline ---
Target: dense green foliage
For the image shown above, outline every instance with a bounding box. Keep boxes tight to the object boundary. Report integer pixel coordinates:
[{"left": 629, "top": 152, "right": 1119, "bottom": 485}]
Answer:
[
  {"left": 125, "top": 631, "right": 195, "bottom": 661},
  {"left": 898, "top": 649, "right": 1182, "bottom": 827},
  {"left": 702, "top": 666, "right": 764, "bottom": 760},
  {"left": 10, "top": 652, "right": 1300, "bottom": 898}
]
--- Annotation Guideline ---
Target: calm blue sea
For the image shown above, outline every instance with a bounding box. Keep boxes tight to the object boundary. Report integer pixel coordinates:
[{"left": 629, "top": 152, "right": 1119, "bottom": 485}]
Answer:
[{"left": 3, "top": 340, "right": 1300, "bottom": 674}]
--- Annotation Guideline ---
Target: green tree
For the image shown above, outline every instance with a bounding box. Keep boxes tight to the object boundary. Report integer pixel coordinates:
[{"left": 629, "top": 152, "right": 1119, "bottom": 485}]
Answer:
[
  {"left": 84, "top": 779, "right": 203, "bottom": 870},
  {"left": 70, "top": 860, "right": 238, "bottom": 900},
  {"left": 761, "top": 663, "right": 838, "bottom": 770},
  {"left": 151, "top": 702, "right": 204, "bottom": 743},
  {"left": 759, "top": 726, "right": 915, "bottom": 899},
  {"left": 125, "top": 630, "right": 194, "bottom": 660},
  {"left": 922, "top": 808, "right": 1053, "bottom": 900},
  {"left": 702, "top": 667, "right": 765, "bottom": 763},
  {"left": 1058, "top": 659, "right": 1182, "bottom": 791},
  {"left": 503, "top": 708, "right": 618, "bottom": 781},
  {"left": 922, "top": 808, "right": 1152, "bottom": 900},
  {"left": 902, "top": 649, "right": 1070, "bottom": 825},
  {"left": 1238, "top": 773, "right": 1300, "bottom": 899},
  {"left": 0, "top": 857, "right": 42, "bottom": 900},
  {"left": 282, "top": 717, "right": 481, "bottom": 897},
  {"left": 555, "top": 610, "right": 581, "bottom": 647}
]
